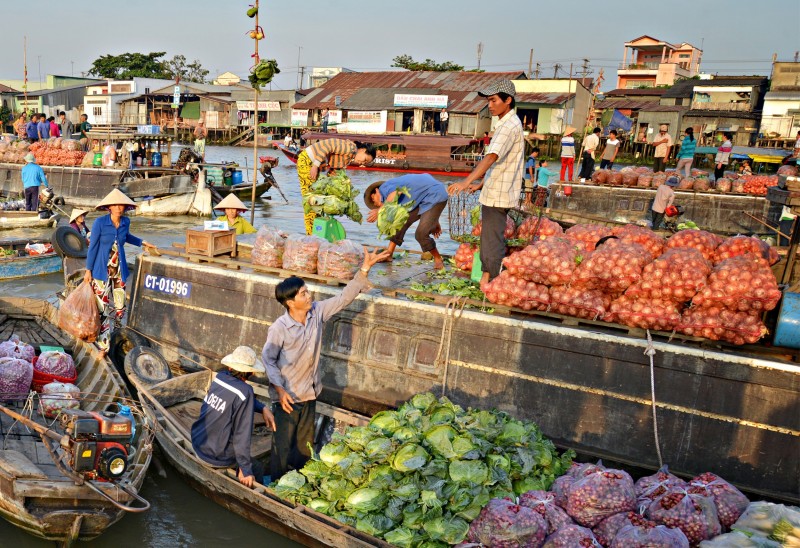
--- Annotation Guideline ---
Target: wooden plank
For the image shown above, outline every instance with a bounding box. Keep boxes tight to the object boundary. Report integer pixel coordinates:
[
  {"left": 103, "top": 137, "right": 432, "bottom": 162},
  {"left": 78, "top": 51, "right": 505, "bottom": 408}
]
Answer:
[
  {"left": 316, "top": 401, "right": 370, "bottom": 427},
  {"left": 0, "top": 450, "right": 47, "bottom": 479}
]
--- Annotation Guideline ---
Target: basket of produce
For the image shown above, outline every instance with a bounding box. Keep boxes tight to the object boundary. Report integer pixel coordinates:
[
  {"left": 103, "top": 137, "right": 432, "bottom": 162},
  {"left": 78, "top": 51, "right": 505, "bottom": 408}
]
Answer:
[
  {"left": 447, "top": 190, "right": 482, "bottom": 242},
  {"left": 32, "top": 351, "right": 78, "bottom": 392},
  {"left": 302, "top": 172, "right": 362, "bottom": 224}
]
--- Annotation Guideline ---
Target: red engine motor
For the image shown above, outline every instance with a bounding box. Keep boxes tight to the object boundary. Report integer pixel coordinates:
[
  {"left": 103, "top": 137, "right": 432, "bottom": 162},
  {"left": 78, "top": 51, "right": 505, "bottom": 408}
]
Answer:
[{"left": 59, "top": 408, "right": 132, "bottom": 481}]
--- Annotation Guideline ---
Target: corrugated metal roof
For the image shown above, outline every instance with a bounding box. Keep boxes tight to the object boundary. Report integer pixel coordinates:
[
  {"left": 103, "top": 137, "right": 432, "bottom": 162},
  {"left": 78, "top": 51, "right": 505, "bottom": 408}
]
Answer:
[
  {"left": 515, "top": 92, "right": 573, "bottom": 105},
  {"left": 150, "top": 82, "right": 249, "bottom": 95},
  {"left": 683, "top": 109, "right": 760, "bottom": 120},
  {"left": 661, "top": 76, "right": 768, "bottom": 99},
  {"left": 596, "top": 98, "right": 658, "bottom": 110},
  {"left": 606, "top": 88, "right": 666, "bottom": 97},
  {"left": 19, "top": 82, "right": 99, "bottom": 96},
  {"left": 638, "top": 104, "right": 689, "bottom": 112},
  {"left": 0, "top": 83, "right": 18, "bottom": 93},
  {"left": 294, "top": 70, "right": 526, "bottom": 111},
  {"left": 765, "top": 90, "right": 800, "bottom": 101}
]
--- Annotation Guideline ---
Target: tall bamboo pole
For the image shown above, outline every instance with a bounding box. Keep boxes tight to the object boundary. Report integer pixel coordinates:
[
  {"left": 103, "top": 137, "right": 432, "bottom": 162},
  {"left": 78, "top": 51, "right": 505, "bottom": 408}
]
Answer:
[{"left": 250, "top": 0, "right": 260, "bottom": 225}]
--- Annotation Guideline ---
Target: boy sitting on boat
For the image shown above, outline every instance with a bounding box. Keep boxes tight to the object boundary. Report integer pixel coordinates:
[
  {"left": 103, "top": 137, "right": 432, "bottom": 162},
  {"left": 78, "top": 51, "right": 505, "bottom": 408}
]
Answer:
[{"left": 191, "top": 346, "right": 276, "bottom": 488}]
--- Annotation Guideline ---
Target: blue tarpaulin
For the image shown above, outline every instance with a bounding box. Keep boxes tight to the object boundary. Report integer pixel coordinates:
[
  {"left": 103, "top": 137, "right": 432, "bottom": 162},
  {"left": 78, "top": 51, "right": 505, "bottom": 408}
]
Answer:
[{"left": 606, "top": 110, "right": 633, "bottom": 135}]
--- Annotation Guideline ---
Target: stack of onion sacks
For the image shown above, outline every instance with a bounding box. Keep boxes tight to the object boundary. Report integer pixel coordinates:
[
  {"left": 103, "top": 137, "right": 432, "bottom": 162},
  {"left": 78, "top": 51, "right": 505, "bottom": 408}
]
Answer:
[
  {"left": 666, "top": 230, "right": 721, "bottom": 261},
  {"left": 565, "top": 224, "right": 612, "bottom": 252},
  {"left": 713, "top": 235, "right": 778, "bottom": 267},
  {"left": 517, "top": 216, "right": 564, "bottom": 242},
  {"left": 624, "top": 248, "right": 711, "bottom": 303},
  {"left": 502, "top": 238, "right": 581, "bottom": 286},
  {"left": 482, "top": 271, "right": 550, "bottom": 311},
  {"left": 612, "top": 225, "right": 665, "bottom": 261},
  {"left": 573, "top": 240, "right": 652, "bottom": 296}
]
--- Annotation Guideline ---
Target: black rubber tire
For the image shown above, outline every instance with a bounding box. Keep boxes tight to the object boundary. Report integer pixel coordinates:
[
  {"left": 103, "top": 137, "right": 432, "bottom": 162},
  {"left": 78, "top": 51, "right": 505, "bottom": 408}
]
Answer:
[
  {"left": 51, "top": 225, "right": 87, "bottom": 259},
  {"left": 53, "top": 196, "right": 66, "bottom": 206},
  {"left": 109, "top": 327, "right": 149, "bottom": 377},
  {"left": 124, "top": 346, "right": 171, "bottom": 388}
]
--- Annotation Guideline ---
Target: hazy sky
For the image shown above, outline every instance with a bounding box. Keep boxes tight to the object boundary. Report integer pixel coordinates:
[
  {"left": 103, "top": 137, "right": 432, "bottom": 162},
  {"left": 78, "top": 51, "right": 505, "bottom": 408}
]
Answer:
[{"left": 3, "top": 0, "right": 799, "bottom": 91}]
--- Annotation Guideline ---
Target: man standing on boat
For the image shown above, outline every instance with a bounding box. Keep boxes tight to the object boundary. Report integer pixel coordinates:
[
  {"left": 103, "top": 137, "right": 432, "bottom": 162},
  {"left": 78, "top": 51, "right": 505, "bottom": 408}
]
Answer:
[
  {"left": 447, "top": 79, "right": 524, "bottom": 286},
  {"left": 296, "top": 138, "right": 376, "bottom": 234},
  {"left": 363, "top": 174, "right": 448, "bottom": 269},
  {"left": 191, "top": 346, "right": 276, "bottom": 488},
  {"left": 194, "top": 121, "right": 208, "bottom": 161},
  {"left": 439, "top": 108, "right": 449, "bottom": 136},
  {"left": 261, "top": 248, "right": 389, "bottom": 480},
  {"left": 25, "top": 113, "right": 39, "bottom": 143},
  {"left": 58, "top": 112, "right": 74, "bottom": 140},
  {"left": 78, "top": 114, "right": 92, "bottom": 151},
  {"left": 21, "top": 153, "right": 49, "bottom": 211}
]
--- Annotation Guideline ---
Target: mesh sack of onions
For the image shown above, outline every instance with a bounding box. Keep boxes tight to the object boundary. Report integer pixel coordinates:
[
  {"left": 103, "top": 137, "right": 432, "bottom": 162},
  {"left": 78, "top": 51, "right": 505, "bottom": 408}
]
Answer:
[
  {"left": 565, "top": 224, "right": 613, "bottom": 252},
  {"left": 692, "top": 256, "right": 781, "bottom": 313},
  {"left": 609, "top": 172, "right": 624, "bottom": 186},
  {"left": 712, "top": 235, "right": 776, "bottom": 266},
  {"left": 612, "top": 224, "right": 665, "bottom": 260},
  {"left": 625, "top": 248, "right": 711, "bottom": 303},
  {"left": 666, "top": 230, "right": 721, "bottom": 261},
  {"left": 605, "top": 295, "right": 682, "bottom": 331},
  {"left": 622, "top": 170, "right": 639, "bottom": 187},
  {"left": 35, "top": 351, "right": 76, "bottom": 378},
  {"left": 39, "top": 382, "right": 80, "bottom": 419},
  {"left": 517, "top": 216, "right": 564, "bottom": 242},
  {"left": 317, "top": 239, "right": 365, "bottom": 280},
  {"left": 467, "top": 498, "right": 548, "bottom": 547},
  {"left": 592, "top": 169, "right": 609, "bottom": 184},
  {"left": 731, "top": 179, "right": 746, "bottom": 193},
  {"left": 573, "top": 240, "right": 653, "bottom": 296},
  {"left": 646, "top": 489, "right": 721, "bottom": 545},
  {"left": 563, "top": 468, "right": 637, "bottom": 527},
  {"left": 678, "top": 177, "right": 695, "bottom": 190},
  {"left": 282, "top": 235, "right": 324, "bottom": 273},
  {"left": 635, "top": 465, "right": 689, "bottom": 508},
  {"left": 677, "top": 306, "right": 767, "bottom": 345},
  {"left": 483, "top": 271, "right": 550, "bottom": 311},
  {"left": 652, "top": 173, "right": 668, "bottom": 188},
  {"left": 519, "top": 490, "right": 574, "bottom": 535},
  {"left": 611, "top": 523, "right": 689, "bottom": 548},
  {"left": 251, "top": 226, "right": 286, "bottom": 268},
  {"left": 687, "top": 473, "right": 749, "bottom": 530},
  {"left": 635, "top": 166, "right": 653, "bottom": 174},
  {"left": 0, "top": 334, "right": 35, "bottom": 362},
  {"left": 715, "top": 178, "right": 732, "bottom": 193},
  {"left": 472, "top": 215, "right": 516, "bottom": 238},
  {"left": 693, "top": 177, "right": 711, "bottom": 192},
  {"left": 503, "top": 238, "right": 581, "bottom": 286},
  {"left": 454, "top": 243, "right": 478, "bottom": 271},
  {"left": 549, "top": 286, "right": 611, "bottom": 320},
  {"left": 0, "top": 357, "right": 33, "bottom": 401},
  {"left": 543, "top": 524, "right": 601, "bottom": 547},
  {"left": 637, "top": 174, "right": 654, "bottom": 188},
  {"left": 593, "top": 511, "right": 656, "bottom": 547},
  {"left": 777, "top": 164, "right": 799, "bottom": 176},
  {"left": 552, "top": 461, "right": 608, "bottom": 507}
]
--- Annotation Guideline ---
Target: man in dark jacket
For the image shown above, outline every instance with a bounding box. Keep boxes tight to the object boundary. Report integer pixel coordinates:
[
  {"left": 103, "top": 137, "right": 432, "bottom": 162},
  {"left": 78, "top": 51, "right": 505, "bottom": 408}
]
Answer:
[{"left": 191, "top": 346, "right": 276, "bottom": 487}]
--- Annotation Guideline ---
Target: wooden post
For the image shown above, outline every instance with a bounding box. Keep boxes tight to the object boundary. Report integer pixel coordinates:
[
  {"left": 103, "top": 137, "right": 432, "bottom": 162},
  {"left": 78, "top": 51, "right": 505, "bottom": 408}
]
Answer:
[{"left": 250, "top": 0, "right": 260, "bottom": 225}]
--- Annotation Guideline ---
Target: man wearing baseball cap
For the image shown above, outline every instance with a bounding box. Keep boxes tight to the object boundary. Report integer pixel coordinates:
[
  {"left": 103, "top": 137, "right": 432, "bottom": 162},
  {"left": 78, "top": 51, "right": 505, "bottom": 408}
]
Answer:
[
  {"left": 651, "top": 176, "right": 679, "bottom": 229},
  {"left": 448, "top": 79, "right": 523, "bottom": 285},
  {"left": 651, "top": 124, "right": 673, "bottom": 173}
]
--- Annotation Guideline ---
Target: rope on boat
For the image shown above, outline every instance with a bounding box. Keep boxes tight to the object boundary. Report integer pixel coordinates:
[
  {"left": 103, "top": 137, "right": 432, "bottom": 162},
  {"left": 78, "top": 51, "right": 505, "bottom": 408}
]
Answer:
[
  {"left": 645, "top": 330, "right": 664, "bottom": 468},
  {"left": 436, "top": 297, "right": 466, "bottom": 397}
]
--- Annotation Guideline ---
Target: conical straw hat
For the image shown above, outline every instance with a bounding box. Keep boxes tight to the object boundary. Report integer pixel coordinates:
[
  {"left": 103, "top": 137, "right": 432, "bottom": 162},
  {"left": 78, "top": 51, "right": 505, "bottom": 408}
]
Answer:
[
  {"left": 95, "top": 188, "right": 136, "bottom": 211},
  {"left": 214, "top": 194, "right": 248, "bottom": 211},
  {"left": 69, "top": 208, "right": 88, "bottom": 223}
]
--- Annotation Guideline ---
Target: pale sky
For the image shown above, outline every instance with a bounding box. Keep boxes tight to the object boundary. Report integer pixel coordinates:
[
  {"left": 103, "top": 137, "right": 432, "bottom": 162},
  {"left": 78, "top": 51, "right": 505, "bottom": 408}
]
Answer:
[{"left": 3, "top": 0, "right": 799, "bottom": 91}]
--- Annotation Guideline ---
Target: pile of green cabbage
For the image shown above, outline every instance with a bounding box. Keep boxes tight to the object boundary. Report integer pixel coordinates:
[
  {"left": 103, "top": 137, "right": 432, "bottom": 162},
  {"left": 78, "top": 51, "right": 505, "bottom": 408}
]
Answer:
[
  {"left": 377, "top": 186, "right": 415, "bottom": 238},
  {"left": 272, "top": 392, "right": 574, "bottom": 547},
  {"left": 303, "top": 172, "right": 363, "bottom": 223}
]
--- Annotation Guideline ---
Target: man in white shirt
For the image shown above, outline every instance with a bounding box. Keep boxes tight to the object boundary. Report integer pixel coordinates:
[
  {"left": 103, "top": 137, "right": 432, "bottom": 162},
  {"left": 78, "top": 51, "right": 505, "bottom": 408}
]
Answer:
[
  {"left": 448, "top": 79, "right": 523, "bottom": 285},
  {"left": 652, "top": 124, "right": 673, "bottom": 173},
  {"left": 578, "top": 127, "right": 601, "bottom": 180},
  {"left": 439, "top": 108, "right": 449, "bottom": 136}
]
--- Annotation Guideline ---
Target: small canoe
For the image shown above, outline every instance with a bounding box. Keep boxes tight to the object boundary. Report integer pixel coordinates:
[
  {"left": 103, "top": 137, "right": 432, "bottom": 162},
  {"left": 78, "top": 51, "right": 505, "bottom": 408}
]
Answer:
[
  {"left": 211, "top": 179, "right": 271, "bottom": 199},
  {"left": 0, "top": 211, "right": 57, "bottom": 230},
  {"left": 127, "top": 369, "right": 390, "bottom": 548},
  {"left": 0, "top": 253, "right": 62, "bottom": 280},
  {"left": 0, "top": 297, "right": 153, "bottom": 545}
]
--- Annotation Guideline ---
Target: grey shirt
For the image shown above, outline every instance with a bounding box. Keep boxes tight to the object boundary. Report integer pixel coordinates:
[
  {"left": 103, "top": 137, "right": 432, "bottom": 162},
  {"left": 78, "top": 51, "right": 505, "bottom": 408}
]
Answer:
[
  {"left": 261, "top": 272, "right": 369, "bottom": 402},
  {"left": 59, "top": 119, "right": 75, "bottom": 139}
]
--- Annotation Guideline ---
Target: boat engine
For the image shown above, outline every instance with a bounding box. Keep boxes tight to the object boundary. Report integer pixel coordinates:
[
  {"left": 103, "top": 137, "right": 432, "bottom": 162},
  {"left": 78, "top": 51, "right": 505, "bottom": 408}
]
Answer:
[
  {"left": 58, "top": 408, "right": 132, "bottom": 481},
  {"left": 663, "top": 205, "right": 686, "bottom": 231}
]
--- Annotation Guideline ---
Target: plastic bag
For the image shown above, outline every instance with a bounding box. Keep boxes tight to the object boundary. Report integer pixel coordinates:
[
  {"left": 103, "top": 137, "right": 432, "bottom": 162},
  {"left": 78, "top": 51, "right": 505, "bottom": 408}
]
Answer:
[
  {"left": 61, "top": 139, "right": 81, "bottom": 151},
  {"left": 553, "top": 461, "right": 607, "bottom": 507},
  {"left": 646, "top": 489, "right": 722, "bottom": 545},
  {"left": 39, "top": 382, "right": 80, "bottom": 418},
  {"left": 635, "top": 465, "right": 688, "bottom": 507},
  {"left": 688, "top": 472, "right": 749, "bottom": 530},
  {"left": 637, "top": 174, "right": 654, "bottom": 188},
  {"left": 34, "top": 351, "right": 76, "bottom": 378},
  {"left": 0, "top": 357, "right": 33, "bottom": 401},
  {"left": 622, "top": 171, "right": 639, "bottom": 187},
  {"left": 516, "top": 216, "right": 563, "bottom": 242},
  {"left": 502, "top": 238, "right": 581, "bottom": 286},
  {"left": 624, "top": 248, "right": 711, "bottom": 303},
  {"left": 698, "top": 531, "right": 781, "bottom": 547},
  {"left": 732, "top": 179, "right": 746, "bottom": 194},
  {"left": 282, "top": 235, "right": 323, "bottom": 273},
  {"left": 731, "top": 501, "right": 800, "bottom": 543},
  {"left": 549, "top": 286, "right": 611, "bottom": 320},
  {"left": 691, "top": 256, "right": 781, "bottom": 313},
  {"left": 694, "top": 178, "right": 711, "bottom": 192},
  {"left": 666, "top": 230, "right": 722, "bottom": 261},
  {"left": 467, "top": 498, "right": 548, "bottom": 548},
  {"left": 251, "top": 226, "right": 286, "bottom": 268},
  {"left": 611, "top": 523, "right": 689, "bottom": 547},
  {"left": 565, "top": 224, "right": 613, "bottom": 252},
  {"left": 716, "top": 178, "right": 732, "bottom": 193},
  {"left": 58, "top": 281, "right": 101, "bottom": 342},
  {"left": 317, "top": 239, "right": 364, "bottom": 280},
  {"left": 612, "top": 224, "right": 666, "bottom": 260},
  {"left": 543, "top": 524, "right": 601, "bottom": 547},
  {"left": 593, "top": 511, "right": 654, "bottom": 547},
  {"left": 454, "top": 243, "right": 478, "bottom": 272},
  {"left": 0, "top": 334, "right": 36, "bottom": 362},
  {"left": 563, "top": 468, "right": 637, "bottom": 527},
  {"left": 518, "top": 490, "right": 574, "bottom": 535}
]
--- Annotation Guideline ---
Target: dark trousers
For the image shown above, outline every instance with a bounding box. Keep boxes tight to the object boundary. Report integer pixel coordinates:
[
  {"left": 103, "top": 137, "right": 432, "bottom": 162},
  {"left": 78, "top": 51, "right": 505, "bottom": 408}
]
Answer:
[
  {"left": 651, "top": 210, "right": 665, "bottom": 230},
  {"left": 600, "top": 159, "right": 614, "bottom": 170},
  {"left": 578, "top": 151, "right": 594, "bottom": 179},
  {"left": 24, "top": 186, "right": 39, "bottom": 211},
  {"left": 714, "top": 165, "right": 726, "bottom": 181},
  {"left": 271, "top": 400, "right": 316, "bottom": 480},
  {"left": 653, "top": 157, "right": 667, "bottom": 173},
  {"left": 479, "top": 205, "right": 508, "bottom": 279},
  {"left": 389, "top": 200, "right": 446, "bottom": 253},
  {"left": 439, "top": 121, "right": 448, "bottom": 136}
]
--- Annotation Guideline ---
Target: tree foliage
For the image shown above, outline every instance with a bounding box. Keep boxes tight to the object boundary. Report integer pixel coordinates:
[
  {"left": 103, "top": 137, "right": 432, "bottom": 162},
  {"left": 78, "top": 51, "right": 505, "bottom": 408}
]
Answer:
[
  {"left": 391, "top": 55, "right": 464, "bottom": 72},
  {"left": 88, "top": 52, "right": 209, "bottom": 83}
]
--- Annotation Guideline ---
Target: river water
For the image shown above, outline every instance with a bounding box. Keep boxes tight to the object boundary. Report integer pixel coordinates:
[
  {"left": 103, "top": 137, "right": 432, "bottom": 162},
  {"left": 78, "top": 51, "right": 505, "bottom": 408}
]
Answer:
[{"left": 2, "top": 145, "right": 461, "bottom": 547}]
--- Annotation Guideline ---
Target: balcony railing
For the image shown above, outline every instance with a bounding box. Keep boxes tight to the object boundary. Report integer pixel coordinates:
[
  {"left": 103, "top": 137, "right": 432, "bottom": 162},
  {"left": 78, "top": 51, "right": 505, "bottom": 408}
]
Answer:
[
  {"left": 618, "top": 62, "right": 660, "bottom": 70},
  {"left": 690, "top": 102, "right": 752, "bottom": 112}
]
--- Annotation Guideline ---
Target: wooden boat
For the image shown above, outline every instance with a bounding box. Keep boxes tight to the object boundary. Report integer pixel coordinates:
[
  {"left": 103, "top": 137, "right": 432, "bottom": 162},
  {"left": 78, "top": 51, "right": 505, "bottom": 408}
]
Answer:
[
  {"left": 278, "top": 131, "right": 482, "bottom": 177},
  {"left": 0, "top": 297, "right": 153, "bottom": 545},
  {"left": 126, "top": 368, "right": 390, "bottom": 548},
  {"left": 0, "top": 210, "right": 57, "bottom": 230},
  {"left": 0, "top": 237, "right": 62, "bottom": 280},
  {"left": 126, "top": 250, "right": 800, "bottom": 504},
  {"left": 211, "top": 179, "right": 272, "bottom": 200}
]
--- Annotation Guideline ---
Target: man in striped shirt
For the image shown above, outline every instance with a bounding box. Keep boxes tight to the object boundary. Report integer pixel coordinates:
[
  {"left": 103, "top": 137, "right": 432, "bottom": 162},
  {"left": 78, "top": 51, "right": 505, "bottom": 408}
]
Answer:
[
  {"left": 560, "top": 126, "right": 576, "bottom": 181},
  {"left": 448, "top": 79, "right": 524, "bottom": 285},
  {"left": 296, "top": 138, "right": 375, "bottom": 234}
]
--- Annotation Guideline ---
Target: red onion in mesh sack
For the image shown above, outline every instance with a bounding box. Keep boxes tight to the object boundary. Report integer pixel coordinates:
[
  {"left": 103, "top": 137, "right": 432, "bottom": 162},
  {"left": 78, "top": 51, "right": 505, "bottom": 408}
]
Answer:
[
  {"left": 564, "top": 468, "right": 637, "bottom": 527},
  {"left": 610, "top": 522, "right": 689, "bottom": 547},
  {"left": 646, "top": 489, "right": 721, "bottom": 545},
  {"left": 517, "top": 216, "right": 564, "bottom": 242},
  {"left": 693, "top": 177, "right": 711, "bottom": 192},
  {"left": 573, "top": 240, "right": 652, "bottom": 296},
  {"left": 593, "top": 511, "right": 654, "bottom": 547},
  {"left": 692, "top": 256, "right": 781, "bottom": 313},
  {"left": 0, "top": 335, "right": 35, "bottom": 362},
  {"left": 622, "top": 171, "right": 639, "bottom": 187},
  {"left": 677, "top": 305, "right": 767, "bottom": 345},
  {"left": 251, "top": 226, "right": 286, "bottom": 268},
  {"left": 34, "top": 351, "right": 76, "bottom": 379},
  {"left": 455, "top": 243, "right": 479, "bottom": 272},
  {"left": 678, "top": 177, "right": 695, "bottom": 190},
  {"left": 317, "top": 239, "right": 364, "bottom": 280},
  {"left": 687, "top": 472, "right": 749, "bottom": 530},
  {"left": 282, "top": 235, "right": 324, "bottom": 273},
  {"left": 637, "top": 174, "right": 654, "bottom": 188},
  {"left": 666, "top": 230, "right": 722, "bottom": 261},
  {"left": 519, "top": 490, "right": 574, "bottom": 535},
  {"left": 502, "top": 238, "right": 581, "bottom": 286},
  {"left": 624, "top": 248, "right": 711, "bottom": 303},
  {"left": 612, "top": 224, "right": 666, "bottom": 260},
  {"left": 565, "top": 224, "right": 613, "bottom": 252},
  {"left": 713, "top": 235, "right": 775, "bottom": 266},
  {"left": 471, "top": 216, "right": 516, "bottom": 239},
  {"left": 609, "top": 172, "right": 624, "bottom": 186},
  {"left": 467, "top": 498, "right": 548, "bottom": 548},
  {"left": 652, "top": 173, "right": 668, "bottom": 188},
  {"left": 543, "top": 524, "right": 602, "bottom": 547},
  {"left": 0, "top": 357, "right": 33, "bottom": 401},
  {"left": 592, "top": 170, "right": 609, "bottom": 185},
  {"left": 483, "top": 271, "right": 550, "bottom": 311},
  {"left": 554, "top": 462, "right": 607, "bottom": 508},
  {"left": 549, "top": 286, "right": 611, "bottom": 320}
]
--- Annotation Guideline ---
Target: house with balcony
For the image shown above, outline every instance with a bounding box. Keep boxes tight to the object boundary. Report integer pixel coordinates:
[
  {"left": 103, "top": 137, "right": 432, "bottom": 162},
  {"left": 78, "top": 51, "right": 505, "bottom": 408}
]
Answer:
[
  {"left": 759, "top": 61, "right": 800, "bottom": 147},
  {"left": 617, "top": 35, "right": 702, "bottom": 89}
]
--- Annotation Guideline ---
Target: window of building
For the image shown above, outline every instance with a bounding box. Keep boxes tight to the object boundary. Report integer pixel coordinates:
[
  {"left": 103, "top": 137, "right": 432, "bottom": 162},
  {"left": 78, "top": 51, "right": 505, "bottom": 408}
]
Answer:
[{"left": 93, "top": 107, "right": 102, "bottom": 116}]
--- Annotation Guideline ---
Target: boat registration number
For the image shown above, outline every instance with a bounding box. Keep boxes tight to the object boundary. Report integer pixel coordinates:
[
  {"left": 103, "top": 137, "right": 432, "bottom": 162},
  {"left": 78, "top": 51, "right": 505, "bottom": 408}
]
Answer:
[{"left": 143, "top": 274, "right": 192, "bottom": 297}]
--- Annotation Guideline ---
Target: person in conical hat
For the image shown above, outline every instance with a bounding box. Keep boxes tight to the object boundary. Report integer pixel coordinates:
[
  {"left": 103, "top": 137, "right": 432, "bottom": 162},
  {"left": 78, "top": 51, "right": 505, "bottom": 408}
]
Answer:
[
  {"left": 214, "top": 194, "right": 257, "bottom": 235},
  {"left": 69, "top": 208, "right": 90, "bottom": 242},
  {"left": 84, "top": 189, "right": 157, "bottom": 354}
]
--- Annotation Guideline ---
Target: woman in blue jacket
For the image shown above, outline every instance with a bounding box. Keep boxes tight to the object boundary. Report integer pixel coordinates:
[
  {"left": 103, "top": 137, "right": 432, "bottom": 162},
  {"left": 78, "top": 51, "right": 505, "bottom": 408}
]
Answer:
[{"left": 84, "top": 189, "right": 157, "bottom": 352}]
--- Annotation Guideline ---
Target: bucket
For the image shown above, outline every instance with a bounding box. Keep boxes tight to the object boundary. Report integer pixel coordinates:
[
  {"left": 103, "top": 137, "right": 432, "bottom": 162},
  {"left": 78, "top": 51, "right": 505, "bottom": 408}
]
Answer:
[
  {"left": 313, "top": 217, "right": 346, "bottom": 243},
  {"left": 151, "top": 152, "right": 162, "bottom": 167},
  {"left": 223, "top": 176, "right": 233, "bottom": 186},
  {"left": 564, "top": 185, "right": 573, "bottom": 197},
  {"left": 136, "top": 157, "right": 143, "bottom": 166},
  {"left": 232, "top": 170, "right": 243, "bottom": 185},
  {"left": 92, "top": 153, "right": 102, "bottom": 167},
  {"left": 774, "top": 292, "right": 800, "bottom": 349}
]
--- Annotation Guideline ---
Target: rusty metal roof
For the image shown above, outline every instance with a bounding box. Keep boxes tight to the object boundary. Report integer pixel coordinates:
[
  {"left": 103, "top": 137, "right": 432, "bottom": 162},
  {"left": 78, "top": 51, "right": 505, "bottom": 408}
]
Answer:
[
  {"left": 596, "top": 98, "right": 659, "bottom": 110},
  {"left": 0, "top": 83, "right": 18, "bottom": 93},
  {"left": 294, "top": 71, "right": 526, "bottom": 112},
  {"left": 515, "top": 92, "right": 573, "bottom": 106}
]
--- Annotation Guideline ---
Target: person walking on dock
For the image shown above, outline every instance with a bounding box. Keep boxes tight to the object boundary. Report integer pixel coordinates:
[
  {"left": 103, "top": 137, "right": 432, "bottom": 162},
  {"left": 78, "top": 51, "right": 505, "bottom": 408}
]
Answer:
[
  {"left": 448, "top": 79, "right": 523, "bottom": 286},
  {"left": 559, "top": 126, "right": 576, "bottom": 181},
  {"left": 714, "top": 132, "right": 733, "bottom": 181},
  {"left": 676, "top": 127, "right": 696, "bottom": 178},
  {"left": 191, "top": 346, "right": 276, "bottom": 488},
  {"left": 261, "top": 247, "right": 389, "bottom": 480},
  {"left": 578, "top": 127, "right": 601, "bottom": 180},
  {"left": 296, "top": 138, "right": 376, "bottom": 234},
  {"left": 21, "top": 153, "right": 49, "bottom": 211},
  {"left": 364, "top": 174, "right": 449, "bottom": 269},
  {"left": 651, "top": 125, "right": 673, "bottom": 173}
]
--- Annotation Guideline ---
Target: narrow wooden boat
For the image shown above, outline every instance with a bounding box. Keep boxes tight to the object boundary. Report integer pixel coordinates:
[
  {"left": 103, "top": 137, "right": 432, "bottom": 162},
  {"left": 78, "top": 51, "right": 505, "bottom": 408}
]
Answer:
[
  {"left": 0, "top": 210, "right": 57, "bottom": 230},
  {"left": 126, "top": 368, "right": 390, "bottom": 548},
  {"left": 0, "top": 238, "right": 63, "bottom": 280},
  {"left": 210, "top": 179, "right": 271, "bottom": 199},
  {"left": 0, "top": 297, "right": 153, "bottom": 545}
]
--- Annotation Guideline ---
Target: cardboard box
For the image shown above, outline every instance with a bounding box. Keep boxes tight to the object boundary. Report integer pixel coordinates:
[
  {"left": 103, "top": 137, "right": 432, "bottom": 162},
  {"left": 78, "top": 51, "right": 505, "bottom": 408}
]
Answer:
[{"left": 185, "top": 227, "right": 236, "bottom": 257}]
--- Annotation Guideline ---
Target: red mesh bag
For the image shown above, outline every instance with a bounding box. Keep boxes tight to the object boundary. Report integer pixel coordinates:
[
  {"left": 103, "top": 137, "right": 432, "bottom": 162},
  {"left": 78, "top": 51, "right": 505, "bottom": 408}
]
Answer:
[
  {"left": 472, "top": 216, "right": 516, "bottom": 238},
  {"left": 646, "top": 489, "right": 721, "bottom": 545},
  {"left": 565, "top": 224, "right": 613, "bottom": 252},
  {"left": 503, "top": 238, "right": 581, "bottom": 286},
  {"left": 517, "top": 216, "right": 564, "bottom": 242},
  {"left": 622, "top": 170, "right": 639, "bottom": 187},
  {"left": 665, "top": 230, "right": 721, "bottom": 261},
  {"left": 467, "top": 498, "right": 548, "bottom": 548},
  {"left": 677, "top": 305, "right": 768, "bottom": 345},
  {"left": 605, "top": 295, "right": 682, "bottom": 331},
  {"left": 692, "top": 256, "right": 781, "bottom": 313},
  {"left": 612, "top": 224, "right": 666, "bottom": 260},
  {"left": 519, "top": 490, "right": 574, "bottom": 535},
  {"left": 610, "top": 523, "right": 689, "bottom": 547},
  {"left": 637, "top": 174, "right": 653, "bottom": 188},
  {"left": 282, "top": 235, "right": 324, "bottom": 273},
  {"left": 549, "top": 286, "right": 611, "bottom": 320},
  {"left": 543, "top": 524, "right": 602, "bottom": 547},
  {"left": 687, "top": 472, "right": 749, "bottom": 530},
  {"left": 563, "top": 468, "right": 637, "bottom": 527},
  {"left": 592, "top": 170, "right": 610, "bottom": 185},
  {"left": 609, "top": 172, "right": 624, "bottom": 186},
  {"left": 553, "top": 462, "right": 607, "bottom": 508},
  {"left": 573, "top": 240, "right": 653, "bottom": 296},
  {"left": 593, "top": 512, "right": 654, "bottom": 547},
  {"left": 624, "top": 248, "right": 711, "bottom": 303},
  {"left": 454, "top": 243, "right": 478, "bottom": 272},
  {"left": 652, "top": 173, "right": 668, "bottom": 188},
  {"left": 713, "top": 235, "right": 776, "bottom": 266},
  {"left": 483, "top": 271, "right": 550, "bottom": 311}
]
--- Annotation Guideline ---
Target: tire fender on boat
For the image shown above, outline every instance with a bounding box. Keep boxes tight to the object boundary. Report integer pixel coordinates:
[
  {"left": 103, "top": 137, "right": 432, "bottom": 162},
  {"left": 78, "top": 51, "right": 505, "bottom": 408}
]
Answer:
[
  {"left": 402, "top": 161, "right": 410, "bottom": 170},
  {"left": 444, "top": 164, "right": 452, "bottom": 173},
  {"left": 109, "top": 327, "right": 150, "bottom": 377},
  {"left": 124, "top": 346, "right": 172, "bottom": 387},
  {"left": 51, "top": 225, "right": 88, "bottom": 259}
]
